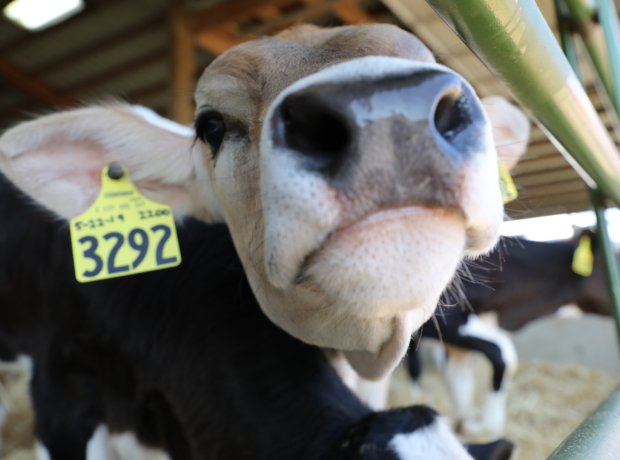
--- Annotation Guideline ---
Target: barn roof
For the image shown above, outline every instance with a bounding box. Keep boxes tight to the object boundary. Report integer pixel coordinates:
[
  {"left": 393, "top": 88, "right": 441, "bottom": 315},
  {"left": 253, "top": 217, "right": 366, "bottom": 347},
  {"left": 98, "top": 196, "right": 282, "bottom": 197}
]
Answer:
[{"left": 0, "top": 0, "right": 615, "bottom": 219}]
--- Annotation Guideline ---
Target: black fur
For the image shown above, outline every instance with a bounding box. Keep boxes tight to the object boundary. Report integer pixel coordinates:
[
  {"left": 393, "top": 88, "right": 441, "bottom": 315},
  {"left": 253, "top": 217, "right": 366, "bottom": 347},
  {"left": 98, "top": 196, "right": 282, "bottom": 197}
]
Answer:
[{"left": 1, "top": 172, "right": 512, "bottom": 460}]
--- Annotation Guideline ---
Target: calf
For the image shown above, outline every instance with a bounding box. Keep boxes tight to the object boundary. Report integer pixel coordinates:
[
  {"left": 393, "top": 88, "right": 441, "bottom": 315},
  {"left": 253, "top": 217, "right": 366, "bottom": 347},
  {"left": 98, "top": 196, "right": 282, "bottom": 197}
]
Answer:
[
  {"left": 0, "top": 169, "right": 518, "bottom": 460},
  {"left": 406, "top": 235, "right": 609, "bottom": 438},
  {"left": 0, "top": 24, "right": 529, "bottom": 382}
]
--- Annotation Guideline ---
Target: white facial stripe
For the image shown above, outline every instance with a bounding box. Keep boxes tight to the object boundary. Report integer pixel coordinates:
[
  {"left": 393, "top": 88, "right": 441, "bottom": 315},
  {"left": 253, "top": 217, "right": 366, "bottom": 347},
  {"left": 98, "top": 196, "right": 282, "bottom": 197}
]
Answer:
[
  {"left": 389, "top": 417, "right": 474, "bottom": 460},
  {"left": 131, "top": 105, "right": 195, "bottom": 138}
]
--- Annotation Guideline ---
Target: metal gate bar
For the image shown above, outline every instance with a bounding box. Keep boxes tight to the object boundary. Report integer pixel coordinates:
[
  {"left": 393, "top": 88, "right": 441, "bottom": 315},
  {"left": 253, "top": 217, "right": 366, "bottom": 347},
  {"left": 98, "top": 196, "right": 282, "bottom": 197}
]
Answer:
[
  {"left": 597, "top": 0, "right": 620, "bottom": 113},
  {"left": 424, "top": 0, "right": 620, "bottom": 203},
  {"left": 423, "top": 0, "right": 620, "bottom": 456},
  {"left": 563, "top": 0, "right": 615, "bottom": 105},
  {"left": 546, "top": 382, "right": 620, "bottom": 459},
  {"left": 556, "top": 3, "right": 620, "bottom": 346}
]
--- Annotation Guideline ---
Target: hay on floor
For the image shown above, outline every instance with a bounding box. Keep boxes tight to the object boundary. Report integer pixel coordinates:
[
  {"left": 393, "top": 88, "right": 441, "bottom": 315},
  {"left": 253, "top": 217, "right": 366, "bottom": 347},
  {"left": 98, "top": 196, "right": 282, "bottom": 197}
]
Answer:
[{"left": 0, "top": 362, "right": 35, "bottom": 460}]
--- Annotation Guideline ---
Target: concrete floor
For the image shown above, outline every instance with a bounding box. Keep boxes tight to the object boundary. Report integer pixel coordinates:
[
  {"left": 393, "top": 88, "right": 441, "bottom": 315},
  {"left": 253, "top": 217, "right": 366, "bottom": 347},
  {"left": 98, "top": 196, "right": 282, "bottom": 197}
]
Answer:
[{"left": 512, "top": 313, "right": 620, "bottom": 375}]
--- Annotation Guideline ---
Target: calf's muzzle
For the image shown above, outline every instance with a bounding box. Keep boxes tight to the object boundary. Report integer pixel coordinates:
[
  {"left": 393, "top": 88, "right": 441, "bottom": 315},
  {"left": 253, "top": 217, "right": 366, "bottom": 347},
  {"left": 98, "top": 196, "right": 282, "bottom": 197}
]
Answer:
[{"left": 270, "top": 69, "right": 485, "bottom": 219}]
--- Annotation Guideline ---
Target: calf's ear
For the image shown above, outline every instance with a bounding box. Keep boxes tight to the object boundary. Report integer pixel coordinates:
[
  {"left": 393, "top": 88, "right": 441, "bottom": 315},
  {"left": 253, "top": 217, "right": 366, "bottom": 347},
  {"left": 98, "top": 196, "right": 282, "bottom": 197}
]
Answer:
[
  {"left": 482, "top": 96, "right": 531, "bottom": 171},
  {"left": 0, "top": 104, "right": 222, "bottom": 221}
]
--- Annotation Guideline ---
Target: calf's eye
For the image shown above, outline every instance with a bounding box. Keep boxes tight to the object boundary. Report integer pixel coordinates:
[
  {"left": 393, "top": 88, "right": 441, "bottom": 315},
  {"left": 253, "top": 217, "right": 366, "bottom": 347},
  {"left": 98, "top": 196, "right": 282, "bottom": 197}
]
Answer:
[{"left": 196, "top": 111, "right": 226, "bottom": 155}]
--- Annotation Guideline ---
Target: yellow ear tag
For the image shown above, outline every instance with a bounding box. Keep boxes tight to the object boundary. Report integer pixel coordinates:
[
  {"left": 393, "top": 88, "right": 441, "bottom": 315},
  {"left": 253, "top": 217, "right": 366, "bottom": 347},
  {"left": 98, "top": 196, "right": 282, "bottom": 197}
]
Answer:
[
  {"left": 70, "top": 164, "right": 181, "bottom": 283},
  {"left": 498, "top": 160, "right": 518, "bottom": 203},
  {"left": 572, "top": 235, "right": 594, "bottom": 277}
]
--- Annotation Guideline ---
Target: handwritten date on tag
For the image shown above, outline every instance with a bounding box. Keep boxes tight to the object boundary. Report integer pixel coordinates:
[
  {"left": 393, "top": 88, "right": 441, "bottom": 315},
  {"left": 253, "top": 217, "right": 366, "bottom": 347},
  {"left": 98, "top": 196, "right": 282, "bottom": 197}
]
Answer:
[{"left": 70, "top": 164, "right": 181, "bottom": 283}]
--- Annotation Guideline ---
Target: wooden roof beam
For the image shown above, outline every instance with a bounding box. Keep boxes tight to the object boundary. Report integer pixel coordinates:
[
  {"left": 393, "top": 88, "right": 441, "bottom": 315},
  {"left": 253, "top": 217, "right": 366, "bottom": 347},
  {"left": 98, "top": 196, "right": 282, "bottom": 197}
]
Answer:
[
  {"left": 190, "top": 0, "right": 283, "bottom": 31},
  {"left": 246, "top": 0, "right": 344, "bottom": 36},
  {"left": 193, "top": 0, "right": 377, "bottom": 55},
  {"left": 169, "top": 0, "right": 195, "bottom": 125},
  {"left": 196, "top": 25, "right": 251, "bottom": 56},
  {"left": 0, "top": 57, "right": 77, "bottom": 107},
  {"left": 334, "top": 0, "right": 376, "bottom": 24}
]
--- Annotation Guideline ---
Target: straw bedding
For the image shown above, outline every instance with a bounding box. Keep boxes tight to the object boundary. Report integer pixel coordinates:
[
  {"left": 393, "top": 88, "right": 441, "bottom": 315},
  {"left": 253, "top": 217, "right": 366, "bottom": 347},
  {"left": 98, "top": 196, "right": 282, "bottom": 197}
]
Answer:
[{"left": 0, "top": 364, "right": 35, "bottom": 460}]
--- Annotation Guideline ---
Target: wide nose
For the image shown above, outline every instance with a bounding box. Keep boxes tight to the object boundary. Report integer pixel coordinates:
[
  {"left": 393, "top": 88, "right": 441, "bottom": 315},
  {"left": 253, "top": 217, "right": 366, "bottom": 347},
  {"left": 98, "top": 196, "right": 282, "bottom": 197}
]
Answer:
[{"left": 271, "top": 70, "right": 481, "bottom": 178}]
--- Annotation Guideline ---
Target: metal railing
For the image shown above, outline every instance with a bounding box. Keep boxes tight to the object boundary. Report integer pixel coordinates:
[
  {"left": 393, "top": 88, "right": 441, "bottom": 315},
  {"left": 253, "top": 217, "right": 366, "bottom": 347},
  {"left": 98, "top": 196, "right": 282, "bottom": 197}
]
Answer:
[{"left": 423, "top": 0, "right": 620, "bottom": 456}]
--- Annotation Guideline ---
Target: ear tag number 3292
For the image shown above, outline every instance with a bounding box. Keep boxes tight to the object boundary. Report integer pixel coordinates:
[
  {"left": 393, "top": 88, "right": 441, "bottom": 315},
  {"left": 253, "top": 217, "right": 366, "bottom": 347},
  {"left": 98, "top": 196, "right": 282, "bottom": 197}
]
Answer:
[{"left": 70, "top": 164, "right": 181, "bottom": 283}]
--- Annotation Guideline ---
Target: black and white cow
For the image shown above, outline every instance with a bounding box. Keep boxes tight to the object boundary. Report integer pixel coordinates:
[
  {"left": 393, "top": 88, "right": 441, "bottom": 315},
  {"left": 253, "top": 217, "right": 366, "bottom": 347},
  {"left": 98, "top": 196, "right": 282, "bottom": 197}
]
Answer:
[
  {"left": 0, "top": 23, "right": 528, "bottom": 459},
  {"left": 0, "top": 169, "right": 515, "bottom": 460},
  {"left": 406, "top": 234, "right": 609, "bottom": 438}
]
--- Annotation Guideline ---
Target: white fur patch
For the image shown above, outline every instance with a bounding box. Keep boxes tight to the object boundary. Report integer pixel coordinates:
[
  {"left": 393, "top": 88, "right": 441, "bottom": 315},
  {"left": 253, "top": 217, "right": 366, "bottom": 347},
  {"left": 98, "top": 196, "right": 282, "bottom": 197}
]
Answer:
[
  {"left": 36, "top": 441, "right": 52, "bottom": 460},
  {"left": 86, "top": 425, "right": 170, "bottom": 460},
  {"left": 87, "top": 425, "right": 115, "bottom": 460},
  {"left": 355, "top": 374, "right": 392, "bottom": 410},
  {"left": 131, "top": 106, "right": 195, "bottom": 138},
  {"left": 462, "top": 390, "right": 508, "bottom": 439},
  {"left": 389, "top": 417, "right": 473, "bottom": 460},
  {"left": 109, "top": 431, "right": 171, "bottom": 460},
  {"left": 456, "top": 316, "right": 518, "bottom": 437},
  {"left": 444, "top": 349, "right": 475, "bottom": 420}
]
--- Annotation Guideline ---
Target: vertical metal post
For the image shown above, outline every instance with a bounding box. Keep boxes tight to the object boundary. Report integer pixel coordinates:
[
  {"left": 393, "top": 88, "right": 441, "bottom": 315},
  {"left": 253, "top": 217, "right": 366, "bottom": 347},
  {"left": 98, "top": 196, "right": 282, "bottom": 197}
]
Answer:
[
  {"left": 556, "top": 0, "right": 584, "bottom": 81},
  {"left": 563, "top": 0, "right": 616, "bottom": 104},
  {"left": 592, "top": 190, "right": 620, "bottom": 345},
  {"left": 559, "top": 0, "right": 620, "bottom": 348},
  {"left": 597, "top": 0, "right": 620, "bottom": 115}
]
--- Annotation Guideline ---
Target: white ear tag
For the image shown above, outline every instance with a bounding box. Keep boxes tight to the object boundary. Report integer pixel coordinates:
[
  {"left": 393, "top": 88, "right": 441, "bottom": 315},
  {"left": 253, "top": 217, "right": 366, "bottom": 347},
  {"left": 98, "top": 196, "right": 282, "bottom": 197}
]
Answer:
[{"left": 70, "top": 163, "right": 182, "bottom": 283}]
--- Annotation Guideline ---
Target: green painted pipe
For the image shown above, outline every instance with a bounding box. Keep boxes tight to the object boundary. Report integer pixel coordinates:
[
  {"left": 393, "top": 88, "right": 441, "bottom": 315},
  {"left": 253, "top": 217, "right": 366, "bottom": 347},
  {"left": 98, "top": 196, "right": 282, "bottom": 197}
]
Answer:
[
  {"left": 592, "top": 190, "right": 620, "bottom": 346},
  {"left": 563, "top": 0, "right": 616, "bottom": 105},
  {"left": 559, "top": 0, "right": 620, "bottom": 352},
  {"left": 547, "top": 382, "right": 620, "bottom": 459},
  {"left": 558, "top": 0, "right": 620, "bottom": 348},
  {"left": 597, "top": 0, "right": 620, "bottom": 115},
  {"left": 424, "top": 0, "right": 620, "bottom": 205},
  {"left": 556, "top": 0, "right": 584, "bottom": 81}
]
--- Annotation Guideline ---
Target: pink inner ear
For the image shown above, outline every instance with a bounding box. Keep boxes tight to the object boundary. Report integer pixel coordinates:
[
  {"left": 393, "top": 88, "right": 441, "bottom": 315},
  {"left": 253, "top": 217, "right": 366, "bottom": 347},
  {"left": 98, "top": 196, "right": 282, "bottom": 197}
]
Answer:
[{"left": 11, "top": 140, "right": 110, "bottom": 219}]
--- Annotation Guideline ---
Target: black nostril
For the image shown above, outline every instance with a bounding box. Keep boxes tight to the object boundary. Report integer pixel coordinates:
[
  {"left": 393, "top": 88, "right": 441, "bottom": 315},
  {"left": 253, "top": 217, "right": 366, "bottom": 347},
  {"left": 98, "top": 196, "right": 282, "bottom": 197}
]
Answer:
[
  {"left": 433, "top": 92, "right": 471, "bottom": 143},
  {"left": 280, "top": 95, "right": 351, "bottom": 169}
]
